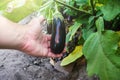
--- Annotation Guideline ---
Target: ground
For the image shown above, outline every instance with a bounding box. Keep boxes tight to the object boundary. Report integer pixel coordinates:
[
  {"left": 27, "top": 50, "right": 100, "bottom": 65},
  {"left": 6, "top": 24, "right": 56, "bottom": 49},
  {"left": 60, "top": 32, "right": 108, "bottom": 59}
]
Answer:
[{"left": 0, "top": 49, "right": 98, "bottom": 80}]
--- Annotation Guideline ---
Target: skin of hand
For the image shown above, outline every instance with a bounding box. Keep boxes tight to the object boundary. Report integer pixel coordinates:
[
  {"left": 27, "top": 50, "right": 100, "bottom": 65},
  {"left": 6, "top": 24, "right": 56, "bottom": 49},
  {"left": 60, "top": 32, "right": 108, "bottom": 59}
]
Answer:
[
  {"left": 21, "top": 16, "right": 65, "bottom": 57},
  {"left": 0, "top": 15, "right": 65, "bottom": 58}
]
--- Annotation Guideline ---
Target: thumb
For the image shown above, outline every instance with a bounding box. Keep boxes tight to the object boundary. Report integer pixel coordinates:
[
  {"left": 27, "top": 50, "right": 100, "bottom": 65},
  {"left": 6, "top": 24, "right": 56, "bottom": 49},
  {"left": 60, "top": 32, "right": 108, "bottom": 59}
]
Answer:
[
  {"left": 38, "top": 15, "right": 45, "bottom": 24},
  {"left": 28, "top": 15, "right": 45, "bottom": 33},
  {"left": 28, "top": 15, "right": 45, "bottom": 25}
]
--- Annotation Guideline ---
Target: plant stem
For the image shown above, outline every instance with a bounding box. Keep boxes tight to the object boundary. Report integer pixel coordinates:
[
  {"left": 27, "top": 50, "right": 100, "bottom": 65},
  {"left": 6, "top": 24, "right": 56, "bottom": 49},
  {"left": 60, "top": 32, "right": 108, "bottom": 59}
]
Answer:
[
  {"left": 90, "top": 0, "right": 96, "bottom": 15},
  {"left": 55, "top": 2, "right": 59, "bottom": 13},
  {"left": 54, "top": 0, "right": 91, "bottom": 15}
]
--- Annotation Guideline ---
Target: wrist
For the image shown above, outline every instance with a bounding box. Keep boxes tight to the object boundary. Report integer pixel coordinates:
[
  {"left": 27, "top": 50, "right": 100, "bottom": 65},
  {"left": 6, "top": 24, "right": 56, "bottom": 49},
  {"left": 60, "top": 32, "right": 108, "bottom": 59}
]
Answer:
[
  {"left": 0, "top": 16, "right": 26, "bottom": 49},
  {"left": 15, "top": 25, "right": 28, "bottom": 50}
]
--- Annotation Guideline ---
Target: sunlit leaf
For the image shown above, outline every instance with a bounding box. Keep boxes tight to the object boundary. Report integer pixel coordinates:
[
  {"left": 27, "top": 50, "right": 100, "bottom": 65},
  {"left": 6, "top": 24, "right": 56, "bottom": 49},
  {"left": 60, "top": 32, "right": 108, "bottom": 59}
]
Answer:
[
  {"left": 61, "top": 45, "right": 83, "bottom": 66},
  {"left": 0, "top": 0, "right": 43, "bottom": 22},
  {"left": 96, "top": 3, "right": 103, "bottom": 7}
]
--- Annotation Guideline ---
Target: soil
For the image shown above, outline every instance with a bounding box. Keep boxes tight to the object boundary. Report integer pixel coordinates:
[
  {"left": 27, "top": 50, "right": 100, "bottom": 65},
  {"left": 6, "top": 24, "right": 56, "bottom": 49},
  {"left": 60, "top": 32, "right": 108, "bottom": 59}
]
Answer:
[
  {"left": 0, "top": 50, "right": 66, "bottom": 80},
  {"left": 0, "top": 49, "right": 99, "bottom": 80},
  {"left": 0, "top": 13, "right": 99, "bottom": 80}
]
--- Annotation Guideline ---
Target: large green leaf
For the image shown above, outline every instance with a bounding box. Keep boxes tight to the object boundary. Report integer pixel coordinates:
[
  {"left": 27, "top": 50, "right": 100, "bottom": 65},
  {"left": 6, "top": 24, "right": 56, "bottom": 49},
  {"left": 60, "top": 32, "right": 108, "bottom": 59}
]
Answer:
[
  {"left": 61, "top": 45, "right": 83, "bottom": 66},
  {"left": 82, "top": 27, "right": 95, "bottom": 40},
  {"left": 83, "top": 16, "right": 120, "bottom": 80},
  {"left": 100, "top": 0, "right": 120, "bottom": 21},
  {"left": 0, "top": 0, "right": 43, "bottom": 22},
  {"left": 83, "top": 31, "right": 120, "bottom": 80}
]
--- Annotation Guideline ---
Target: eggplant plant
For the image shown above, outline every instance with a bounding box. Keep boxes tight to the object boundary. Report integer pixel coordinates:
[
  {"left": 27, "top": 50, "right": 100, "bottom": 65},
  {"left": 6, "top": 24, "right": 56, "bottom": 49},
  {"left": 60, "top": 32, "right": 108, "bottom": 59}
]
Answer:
[{"left": 1, "top": 0, "right": 120, "bottom": 80}]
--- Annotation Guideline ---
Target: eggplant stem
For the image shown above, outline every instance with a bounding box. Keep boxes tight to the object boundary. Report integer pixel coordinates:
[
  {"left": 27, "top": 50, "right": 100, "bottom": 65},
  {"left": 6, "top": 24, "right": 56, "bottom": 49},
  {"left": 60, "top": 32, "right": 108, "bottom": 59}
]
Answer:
[
  {"left": 90, "top": 0, "right": 96, "bottom": 15},
  {"left": 54, "top": 0, "right": 91, "bottom": 15}
]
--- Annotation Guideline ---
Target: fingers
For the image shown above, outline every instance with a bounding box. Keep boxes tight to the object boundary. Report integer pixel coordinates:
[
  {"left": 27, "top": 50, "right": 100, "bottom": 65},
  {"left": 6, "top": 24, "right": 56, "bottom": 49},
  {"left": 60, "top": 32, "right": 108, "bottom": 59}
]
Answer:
[
  {"left": 27, "top": 15, "right": 46, "bottom": 35},
  {"left": 46, "top": 34, "right": 51, "bottom": 41},
  {"left": 62, "top": 48, "right": 66, "bottom": 53},
  {"left": 38, "top": 15, "right": 46, "bottom": 24},
  {"left": 46, "top": 42, "right": 66, "bottom": 58},
  {"left": 47, "top": 52, "right": 63, "bottom": 58},
  {"left": 48, "top": 41, "right": 51, "bottom": 47},
  {"left": 28, "top": 15, "right": 45, "bottom": 25}
]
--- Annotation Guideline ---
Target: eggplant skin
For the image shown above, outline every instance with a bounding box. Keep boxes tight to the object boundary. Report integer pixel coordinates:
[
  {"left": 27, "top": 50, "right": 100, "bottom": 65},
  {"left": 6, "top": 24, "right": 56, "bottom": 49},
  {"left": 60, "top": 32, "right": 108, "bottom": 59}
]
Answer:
[
  {"left": 50, "top": 18, "right": 66, "bottom": 54},
  {"left": 47, "top": 23, "right": 52, "bottom": 34}
]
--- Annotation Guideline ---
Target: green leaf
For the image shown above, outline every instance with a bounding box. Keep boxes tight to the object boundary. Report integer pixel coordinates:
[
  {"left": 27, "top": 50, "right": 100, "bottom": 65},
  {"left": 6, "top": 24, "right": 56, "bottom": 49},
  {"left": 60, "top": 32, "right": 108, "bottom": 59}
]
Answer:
[
  {"left": 69, "top": 21, "right": 82, "bottom": 41},
  {"left": 0, "top": 0, "right": 42, "bottom": 22},
  {"left": 96, "top": 17, "right": 104, "bottom": 34},
  {"left": 83, "top": 30, "right": 120, "bottom": 80},
  {"left": 82, "top": 15, "right": 96, "bottom": 40},
  {"left": 66, "top": 21, "right": 81, "bottom": 43},
  {"left": 100, "top": 0, "right": 120, "bottom": 21},
  {"left": 61, "top": 46, "right": 83, "bottom": 66},
  {"left": 88, "top": 16, "right": 95, "bottom": 24},
  {"left": 38, "top": 0, "right": 54, "bottom": 22},
  {"left": 77, "top": 13, "right": 90, "bottom": 24},
  {"left": 66, "top": 32, "right": 71, "bottom": 43},
  {"left": 75, "top": 0, "right": 88, "bottom": 6},
  {"left": 0, "top": 0, "right": 11, "bottom": 10},
  {"left": 82, "top": 27, "right": 95, "bottom": 40}
]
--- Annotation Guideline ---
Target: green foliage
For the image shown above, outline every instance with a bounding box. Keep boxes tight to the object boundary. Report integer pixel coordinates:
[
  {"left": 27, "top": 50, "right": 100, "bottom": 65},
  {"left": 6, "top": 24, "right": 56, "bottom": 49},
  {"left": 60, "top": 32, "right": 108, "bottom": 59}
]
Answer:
[
  {"left": 59, "top": 0, "right": 120, "bottom": 80},
  {"left": 0, "top": 0, "right": 43, "bottom": 22},
  {"left": 83, "top": 17, "right": 120, "bottom": 80},
  {"left": 37, "top": 0, "right": 54, "bottom": 23},
  {"left": 83, "top": 30, "right": 120, "bottom": 80},
  {"left": 67, "top": 21, "right": 82, "bottom": 42},
  {"left": 96, "top": 17, "right": 104, "bottom": 34},
  {"left": 100, "top": 0, "right": 120, "bottom": 21},
  {"left": 1, "top": 0, "right": 120, "bottom": 80}
]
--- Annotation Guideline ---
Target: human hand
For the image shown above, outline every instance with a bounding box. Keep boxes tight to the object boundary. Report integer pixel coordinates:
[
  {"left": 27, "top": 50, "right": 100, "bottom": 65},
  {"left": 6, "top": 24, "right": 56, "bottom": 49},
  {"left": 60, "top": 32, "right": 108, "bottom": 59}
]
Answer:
[{"left": 20, "top": 16, "right": 65, "bottom": 58}]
